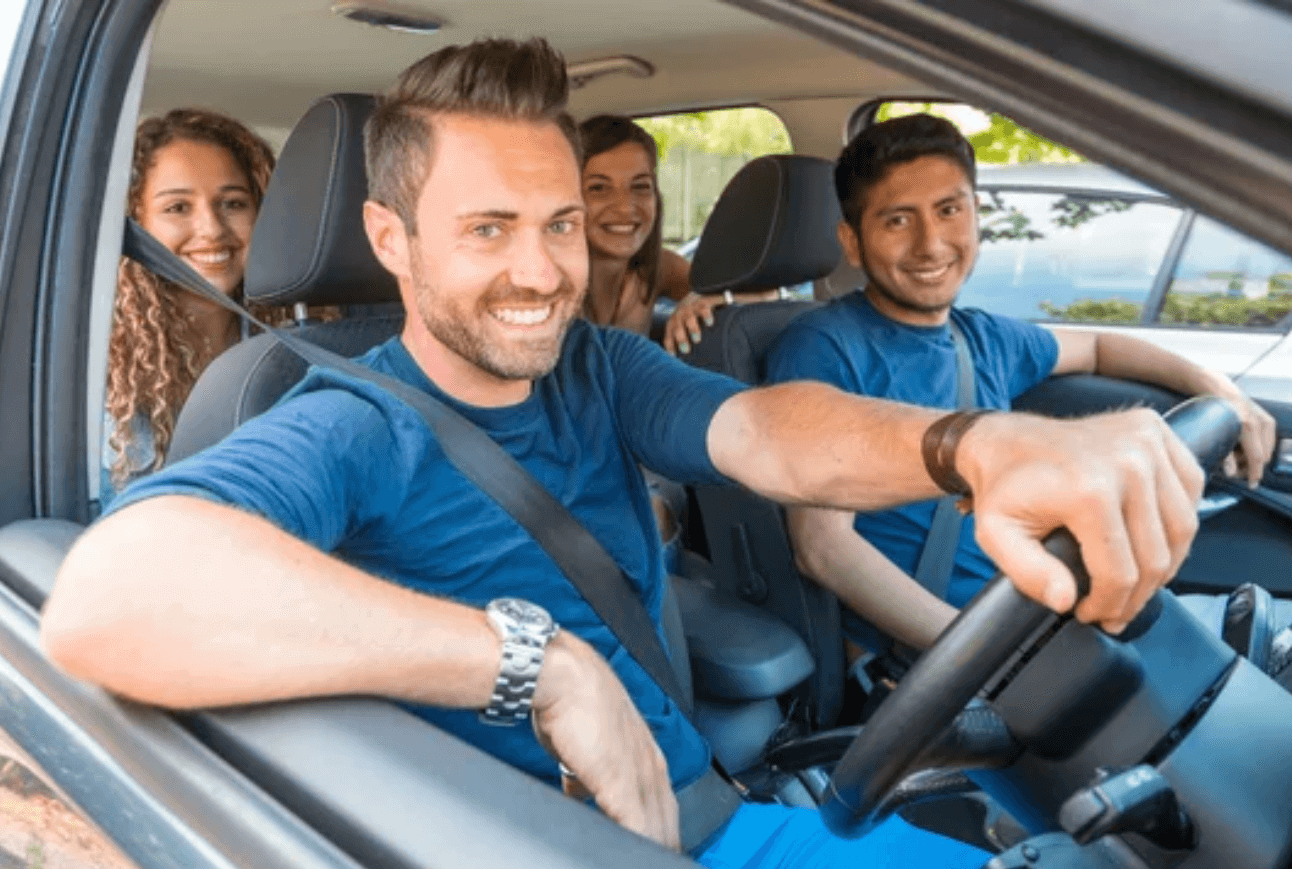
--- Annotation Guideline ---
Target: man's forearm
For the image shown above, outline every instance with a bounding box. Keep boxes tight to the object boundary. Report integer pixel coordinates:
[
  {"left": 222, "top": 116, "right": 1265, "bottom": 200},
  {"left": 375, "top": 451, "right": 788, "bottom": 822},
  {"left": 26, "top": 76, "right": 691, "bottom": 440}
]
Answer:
[
  {"left": 42, "top": 495, "right": 505, "bottom": 710},
  {"left": 1089, "top": 331, "right": 1230, "bottom": 396},
  {"left": 787, "top": 507, "right": 956, "bottom": 650},
  {"left": 708, "top": 382, "right": 946, "bottom": 511}
]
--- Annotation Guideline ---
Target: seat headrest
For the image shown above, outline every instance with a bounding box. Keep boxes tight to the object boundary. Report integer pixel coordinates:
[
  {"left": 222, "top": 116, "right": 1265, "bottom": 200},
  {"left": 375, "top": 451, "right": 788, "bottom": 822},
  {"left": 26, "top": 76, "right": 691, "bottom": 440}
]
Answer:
[
  {"left": 244, "top": 93, "right": 399, "bottom": 307},
  {"left": 690, "top": 155, "right": 842, "bottom": 296}
]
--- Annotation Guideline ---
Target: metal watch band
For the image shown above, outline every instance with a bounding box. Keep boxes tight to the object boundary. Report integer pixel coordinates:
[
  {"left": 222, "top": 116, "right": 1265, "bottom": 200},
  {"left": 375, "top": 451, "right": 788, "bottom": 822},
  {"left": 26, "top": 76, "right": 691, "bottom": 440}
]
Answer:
[
  {"left": 480, "top": 598, "right": 558, "bottom": 726},
  {"left": 481, "top": 638, "right": 546, "bottom": 725}
]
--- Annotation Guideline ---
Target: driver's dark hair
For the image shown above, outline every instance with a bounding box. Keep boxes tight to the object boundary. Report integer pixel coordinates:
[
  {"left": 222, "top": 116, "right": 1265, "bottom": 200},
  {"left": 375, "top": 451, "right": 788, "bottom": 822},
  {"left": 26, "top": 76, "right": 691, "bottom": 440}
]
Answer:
[
  {"left": 365, "top": 37, "right": 581, "bottom": 233},
  {"left": 835, "top": 113, "right": 976, "bottom": 227}
]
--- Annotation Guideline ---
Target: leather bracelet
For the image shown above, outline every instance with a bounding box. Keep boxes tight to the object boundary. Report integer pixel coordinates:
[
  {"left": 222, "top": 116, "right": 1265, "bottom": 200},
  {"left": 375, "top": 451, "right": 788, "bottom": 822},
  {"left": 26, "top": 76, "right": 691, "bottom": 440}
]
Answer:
[{"left": 921, "top": 409, "right": 997, "bottom": 496}]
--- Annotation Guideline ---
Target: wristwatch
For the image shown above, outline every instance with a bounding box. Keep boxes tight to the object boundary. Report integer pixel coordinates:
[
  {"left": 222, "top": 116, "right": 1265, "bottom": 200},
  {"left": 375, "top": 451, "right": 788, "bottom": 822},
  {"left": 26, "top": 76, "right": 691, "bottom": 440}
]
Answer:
[{"left": 480, "top": 598, "right": 560, "bottom": 726}]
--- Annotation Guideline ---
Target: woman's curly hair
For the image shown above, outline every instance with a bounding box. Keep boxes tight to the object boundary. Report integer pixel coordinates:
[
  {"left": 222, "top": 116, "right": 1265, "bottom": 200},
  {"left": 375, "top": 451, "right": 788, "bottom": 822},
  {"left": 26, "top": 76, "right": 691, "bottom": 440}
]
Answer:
[{"left": 105, "top": 108, "right": 275, "bottom": 486}]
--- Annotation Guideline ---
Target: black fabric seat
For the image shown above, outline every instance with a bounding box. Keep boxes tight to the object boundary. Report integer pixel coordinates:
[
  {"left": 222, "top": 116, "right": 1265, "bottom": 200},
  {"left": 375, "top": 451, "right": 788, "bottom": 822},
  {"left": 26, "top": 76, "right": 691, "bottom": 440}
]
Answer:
[
  {"left": 168, "top": 93, "right": 402, "bottom": 464},
  {"left": 682, "top": 154, "right": 851, "bottom": 729}
]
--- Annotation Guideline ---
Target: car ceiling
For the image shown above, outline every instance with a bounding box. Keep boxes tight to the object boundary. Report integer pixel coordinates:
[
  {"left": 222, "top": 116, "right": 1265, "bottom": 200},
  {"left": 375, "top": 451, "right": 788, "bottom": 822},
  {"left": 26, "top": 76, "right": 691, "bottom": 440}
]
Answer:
[{"left": 142, "top": 0, "right": 933, "bottom": 155}]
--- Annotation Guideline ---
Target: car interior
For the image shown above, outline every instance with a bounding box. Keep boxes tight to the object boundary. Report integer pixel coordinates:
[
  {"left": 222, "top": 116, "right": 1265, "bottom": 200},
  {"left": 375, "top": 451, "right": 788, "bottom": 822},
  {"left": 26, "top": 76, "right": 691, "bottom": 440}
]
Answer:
[{"left": 1, "top": 0, "right": 1292, "bottom": 867}]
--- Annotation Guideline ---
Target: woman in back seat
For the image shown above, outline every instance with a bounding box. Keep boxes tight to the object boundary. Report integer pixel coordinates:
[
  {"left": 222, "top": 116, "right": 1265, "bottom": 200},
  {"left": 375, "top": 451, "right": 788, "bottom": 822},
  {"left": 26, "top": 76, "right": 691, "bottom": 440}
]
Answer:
[
  {"left": 578, "top": 115, "right": 782, "bottom": 356},
  {"left": 102, "top": 109, "right": 275, "bottom": 505}
]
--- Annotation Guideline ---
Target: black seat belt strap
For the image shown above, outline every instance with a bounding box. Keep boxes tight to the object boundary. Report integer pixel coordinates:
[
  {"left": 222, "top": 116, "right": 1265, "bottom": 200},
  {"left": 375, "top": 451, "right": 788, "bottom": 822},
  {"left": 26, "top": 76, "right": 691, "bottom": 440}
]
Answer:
[
  {"left": 122, "top": 218, "right": 694, "bottom": 718},
  {"left": 911, "top": 319, "right": 976, "bottom": 602}
]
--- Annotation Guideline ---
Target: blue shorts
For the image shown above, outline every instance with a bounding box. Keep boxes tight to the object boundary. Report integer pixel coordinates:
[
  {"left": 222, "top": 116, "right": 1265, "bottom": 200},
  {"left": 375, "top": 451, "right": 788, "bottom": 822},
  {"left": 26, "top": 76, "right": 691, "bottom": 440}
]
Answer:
[{"left": 696, "top": 803, "right": 988, "bottom": 869}]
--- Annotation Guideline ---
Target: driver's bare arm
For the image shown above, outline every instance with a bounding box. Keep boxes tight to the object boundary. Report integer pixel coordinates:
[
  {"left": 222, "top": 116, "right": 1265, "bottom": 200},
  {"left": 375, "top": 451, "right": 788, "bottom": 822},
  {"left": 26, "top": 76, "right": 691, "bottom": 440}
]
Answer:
[
  {"left": 1049, "top": 328, "right": 1275, "bottom": 486},
  {"left": 786, "top": 505, "right": 955, "bottom": 650},
  {"left": 41, "top": 495, "right": 680, "bottom": 850},
  {"left": 707, "top": 383, "right": 1206, "bottom": 633}
]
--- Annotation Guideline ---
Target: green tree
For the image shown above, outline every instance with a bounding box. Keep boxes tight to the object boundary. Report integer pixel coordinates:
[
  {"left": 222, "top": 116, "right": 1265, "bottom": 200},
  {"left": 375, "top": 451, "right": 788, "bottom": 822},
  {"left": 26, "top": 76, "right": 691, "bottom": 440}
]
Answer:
[
  {"left": 877, "top": 102, "right": 1083, "bottom": 165},
  {"left": 637, "top": 108, "right": 791, "bottom": 160}
]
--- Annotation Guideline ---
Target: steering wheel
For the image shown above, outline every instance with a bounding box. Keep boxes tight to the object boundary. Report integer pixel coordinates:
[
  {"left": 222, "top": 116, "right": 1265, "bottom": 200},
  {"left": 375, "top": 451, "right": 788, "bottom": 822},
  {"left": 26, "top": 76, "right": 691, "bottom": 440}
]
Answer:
[{"left": 821, "top": 396, "right": 1243, "bottom": 839}]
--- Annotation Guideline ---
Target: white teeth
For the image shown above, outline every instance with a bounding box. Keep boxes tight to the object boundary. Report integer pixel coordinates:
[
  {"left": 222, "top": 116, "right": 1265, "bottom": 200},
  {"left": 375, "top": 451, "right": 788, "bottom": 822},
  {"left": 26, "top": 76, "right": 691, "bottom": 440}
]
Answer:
[
  {"left": 603, "top": 224, "right": 638, "bottom": 234},
  {"left": 189, "top": 251, "right": 232, "bottom": 265},
  {"left": 492, "top": 306, "right": 553, "bottom": 326},
  {"left": 909, "top": 263, "right": 951, "bottom": 281}
]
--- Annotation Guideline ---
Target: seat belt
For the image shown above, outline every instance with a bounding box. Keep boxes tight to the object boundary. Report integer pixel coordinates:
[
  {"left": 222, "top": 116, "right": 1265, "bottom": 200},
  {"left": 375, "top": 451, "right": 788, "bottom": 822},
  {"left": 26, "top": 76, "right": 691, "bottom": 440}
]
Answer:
[
  {"left": 910, "top": 319, "right": 977, "bottom": 602},
  {"left": 121, "top": 219, "right": 694, "bottom": 718}
]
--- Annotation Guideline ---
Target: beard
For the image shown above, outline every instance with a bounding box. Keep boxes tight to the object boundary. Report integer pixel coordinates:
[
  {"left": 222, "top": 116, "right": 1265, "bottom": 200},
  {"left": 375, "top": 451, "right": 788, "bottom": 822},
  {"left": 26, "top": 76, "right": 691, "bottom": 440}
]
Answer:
[
  {"left": 860, "top": 252, "right": 958, "bottom": 317},
  {"left": 864, "top": 273, "right": 956, "bottom": 316},
  {"left": 408, "top": 250, "right": 585, "bottom": 382}
]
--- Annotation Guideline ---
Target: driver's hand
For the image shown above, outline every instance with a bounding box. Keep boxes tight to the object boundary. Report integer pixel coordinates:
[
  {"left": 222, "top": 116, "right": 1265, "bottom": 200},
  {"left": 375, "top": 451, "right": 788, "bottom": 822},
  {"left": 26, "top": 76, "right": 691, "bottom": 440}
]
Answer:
[
  {"left": 1204, "top": 376, "right": 1276, "bottom": 487},
  {"left": 960, "top": 409, "right": 1205, "bottom": 634},
  {"left": 531, "top": 631, "right": 679, "bottom": 850}
]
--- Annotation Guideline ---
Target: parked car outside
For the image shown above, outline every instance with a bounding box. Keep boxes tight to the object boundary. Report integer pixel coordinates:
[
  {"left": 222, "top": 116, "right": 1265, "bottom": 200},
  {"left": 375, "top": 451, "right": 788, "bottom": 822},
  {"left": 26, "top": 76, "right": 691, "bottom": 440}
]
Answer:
[{"left": 961, "top": 163, "right": 1292, "bottom": 400}]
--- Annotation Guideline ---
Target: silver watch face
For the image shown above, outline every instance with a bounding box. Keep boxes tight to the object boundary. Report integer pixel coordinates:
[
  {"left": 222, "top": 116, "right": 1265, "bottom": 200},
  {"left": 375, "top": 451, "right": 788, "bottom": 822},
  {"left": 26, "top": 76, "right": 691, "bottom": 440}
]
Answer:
[{"left": 489, "top": 597, "right": 555, "bottom": 635}]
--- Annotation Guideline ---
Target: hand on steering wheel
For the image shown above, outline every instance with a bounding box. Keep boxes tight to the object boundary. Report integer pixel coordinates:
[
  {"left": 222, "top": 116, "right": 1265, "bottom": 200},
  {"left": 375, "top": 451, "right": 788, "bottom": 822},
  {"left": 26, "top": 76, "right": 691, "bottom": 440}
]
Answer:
[{"left": 821, "top": 396, "right": 1241, "bottom": 840}]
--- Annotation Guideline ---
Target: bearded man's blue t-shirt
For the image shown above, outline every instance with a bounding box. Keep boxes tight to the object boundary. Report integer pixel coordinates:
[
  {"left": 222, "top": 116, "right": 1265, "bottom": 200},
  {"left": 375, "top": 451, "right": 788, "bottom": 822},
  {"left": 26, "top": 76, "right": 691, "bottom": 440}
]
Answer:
[
  {"left": 108, "top": 320, "right": 744, "bottom": 793},
  {"left": 765, "top": 291, "right": 1059, "bottom": 621}
]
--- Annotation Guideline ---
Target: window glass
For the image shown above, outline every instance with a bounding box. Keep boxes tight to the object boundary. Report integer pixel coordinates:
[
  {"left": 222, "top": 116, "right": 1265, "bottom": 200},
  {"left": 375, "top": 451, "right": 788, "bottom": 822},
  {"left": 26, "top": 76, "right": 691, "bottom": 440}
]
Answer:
[
  {"left": 960, "top": 191, "right": 1181, "bottom": 323},
  {"left": 1161, "top": 216, "right": 1292, "bottom": 329},
  {"left": 636, "top": 107, "right": 792, "bottom": 251},
  {"left": 0, "top": 2, "right": 24, "bottom": 83},
  {"left": 0, "top": 729, "right": 141, "bottom": 868}
]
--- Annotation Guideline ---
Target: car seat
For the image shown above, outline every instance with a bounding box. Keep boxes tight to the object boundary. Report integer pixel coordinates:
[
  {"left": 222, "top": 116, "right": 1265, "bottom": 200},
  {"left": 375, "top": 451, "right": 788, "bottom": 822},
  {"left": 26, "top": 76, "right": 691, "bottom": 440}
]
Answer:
[
  {"left": 680, "top": 154, "right": 850, "bottom": 730},
  {"left": 167, "top": 93, "right": 403, "bottom": 465}
]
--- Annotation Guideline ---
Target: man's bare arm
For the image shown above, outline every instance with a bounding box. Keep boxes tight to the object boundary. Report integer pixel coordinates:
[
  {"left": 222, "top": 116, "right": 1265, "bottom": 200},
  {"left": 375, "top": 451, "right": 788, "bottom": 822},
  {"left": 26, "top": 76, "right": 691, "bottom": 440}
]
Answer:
[
  {"left": 787, "top": 505, "right": 955, "bottom": 650},
  {"left": 44, "top": 496, "right": 502, "bottom": 708},
  {"left": 1050, "top": 328, "right": 1275, "bottom": 486},
  {"left": 707, "top": 381, "right": 945, "bottom": 511},
  {"left": 41, "top": 495, "right": 680, "bottom": 849},
  {"left": 708, "top": 382, "right": 1205, "bottom": 633}
]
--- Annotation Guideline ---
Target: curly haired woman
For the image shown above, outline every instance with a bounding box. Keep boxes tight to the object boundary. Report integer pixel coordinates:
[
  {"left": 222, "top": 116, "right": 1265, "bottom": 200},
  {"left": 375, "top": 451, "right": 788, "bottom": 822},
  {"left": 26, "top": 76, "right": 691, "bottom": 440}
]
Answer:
[{"left": 102, "top": 108, "right": 275, "bottom": 504}]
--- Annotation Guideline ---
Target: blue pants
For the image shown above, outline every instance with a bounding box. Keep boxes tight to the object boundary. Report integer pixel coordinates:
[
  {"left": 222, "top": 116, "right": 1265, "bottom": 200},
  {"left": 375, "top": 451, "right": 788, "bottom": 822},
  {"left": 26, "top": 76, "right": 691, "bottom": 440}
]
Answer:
[{"left": 697, "top": 803, "right": 988, "bottom": 869}]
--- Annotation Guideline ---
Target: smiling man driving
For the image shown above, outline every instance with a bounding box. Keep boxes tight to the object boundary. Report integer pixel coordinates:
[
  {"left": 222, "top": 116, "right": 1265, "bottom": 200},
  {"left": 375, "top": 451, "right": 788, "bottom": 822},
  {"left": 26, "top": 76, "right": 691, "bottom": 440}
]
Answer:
[
  {"left": 43, "top": 38, "right": 1206, "bottom": 868},
  {"left": 767, "top": 114, "right": 1276, "bottom": 666}
]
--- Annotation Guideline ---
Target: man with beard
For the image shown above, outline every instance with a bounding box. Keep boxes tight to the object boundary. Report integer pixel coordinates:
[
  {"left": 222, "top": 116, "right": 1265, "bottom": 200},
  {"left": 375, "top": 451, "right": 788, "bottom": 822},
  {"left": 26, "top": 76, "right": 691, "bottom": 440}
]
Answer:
[
  {"left": 46, "top": 43, "right": 1210, "bottom": 868},
  {"left": 767, "top": 113, "right": 1276, "bottom": 659}
]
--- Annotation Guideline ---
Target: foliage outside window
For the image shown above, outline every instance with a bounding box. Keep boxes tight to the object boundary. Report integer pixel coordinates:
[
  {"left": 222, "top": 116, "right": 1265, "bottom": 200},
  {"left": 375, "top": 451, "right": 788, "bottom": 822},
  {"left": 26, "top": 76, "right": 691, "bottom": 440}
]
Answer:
[
  {"left": 876, "top": 102, "right": 1083, "bottom": 165},
  {"left": 637, "top": 108, "right": 791, "bottom": 246},
  {"left": 1160, "top": 217, "right": 1292, "bottom": 329}
]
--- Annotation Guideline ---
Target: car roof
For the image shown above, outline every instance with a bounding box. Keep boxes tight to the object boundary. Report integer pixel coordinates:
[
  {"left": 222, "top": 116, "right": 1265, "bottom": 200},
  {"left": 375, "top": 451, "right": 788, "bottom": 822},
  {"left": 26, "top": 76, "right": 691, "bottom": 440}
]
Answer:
[
  {"left": 976, "top": 163, "right": 1167, "bottom": 198},
  {"left": 143, "top": 0, "right": 927, "bottom": 151}
]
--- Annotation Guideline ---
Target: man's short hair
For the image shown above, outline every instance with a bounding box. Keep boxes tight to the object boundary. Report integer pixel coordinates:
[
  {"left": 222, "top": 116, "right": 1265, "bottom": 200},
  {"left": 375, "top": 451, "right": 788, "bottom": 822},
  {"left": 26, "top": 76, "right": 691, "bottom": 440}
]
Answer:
[
  {"left": 834, "top": 113, "right": 977, "bottom": 227},
  {"left": 365, "top": 37, "right": 582, "bottom": 232}
]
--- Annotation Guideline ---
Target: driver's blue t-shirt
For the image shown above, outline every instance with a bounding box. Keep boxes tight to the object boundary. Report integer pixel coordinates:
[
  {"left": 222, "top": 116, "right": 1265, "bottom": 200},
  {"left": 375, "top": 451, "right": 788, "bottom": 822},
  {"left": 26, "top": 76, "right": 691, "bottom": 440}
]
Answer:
[
  {"left": 765, "top": 291, "right": 1058, "bottom": 623},
  {"left": 108, "top": 320, "right": 745, "bottom": 793}
]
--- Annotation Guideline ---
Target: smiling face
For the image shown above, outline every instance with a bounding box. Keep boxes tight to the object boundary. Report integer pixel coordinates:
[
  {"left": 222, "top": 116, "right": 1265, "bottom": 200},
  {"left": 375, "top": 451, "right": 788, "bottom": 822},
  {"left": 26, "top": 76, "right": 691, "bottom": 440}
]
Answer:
[
  {"left": 137, "top": 139, "right": 256, "bottom": 296},
  {"left": 839, "top": 154, "right": 978, "bottom": 326},
  {"left": 364, "top": 114, "right": 588, "bottom": 406},
  {"left": 581, "top": 141, "right": 658, "bottom": 262}
]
